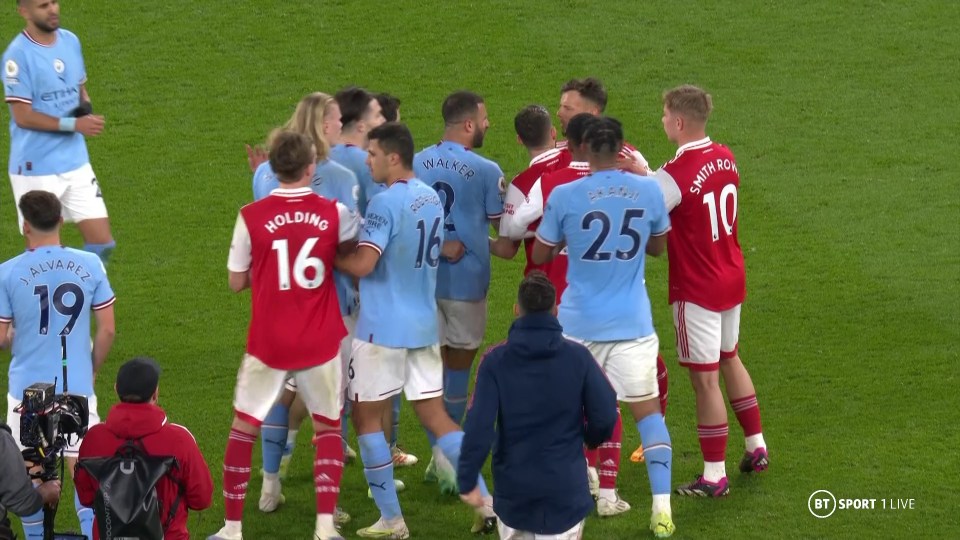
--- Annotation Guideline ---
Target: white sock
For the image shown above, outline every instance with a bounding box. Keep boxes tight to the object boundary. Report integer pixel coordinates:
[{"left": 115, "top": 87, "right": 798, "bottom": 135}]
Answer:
[
  {"left": 286, "top": 429, "right": 298, "bottom": 447},
  {"left": 745, "top": 434, "right": 766, "bottom": 452},
  {"left": 598, "top": 488, "right": 617, "bottom": 501},
  {"left": 262, "top": 473, "right": 280, "bottom": 492},
  {"left": 651, "top": 494, "right": 671, "bottom": 517},
  {"left": 703, "top": 461, "right": 726, "bottom": 482},
  {"left": 222, "top": 520, "right": 242, "bottom": 537},
  {"left": 315, "top": 513, "right": 336, "bottom": 535}
]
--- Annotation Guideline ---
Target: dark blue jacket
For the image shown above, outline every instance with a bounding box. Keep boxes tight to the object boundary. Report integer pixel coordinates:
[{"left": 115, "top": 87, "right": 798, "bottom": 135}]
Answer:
[{"left": 457, "top": 312, "right": 617, "bottom": 534}]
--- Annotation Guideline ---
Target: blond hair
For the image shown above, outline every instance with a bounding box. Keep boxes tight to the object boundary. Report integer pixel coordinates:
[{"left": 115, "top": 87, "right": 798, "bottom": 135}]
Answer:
[
  {"left": 663, "top": 85, "right": 713, "bottom": 124},
  {"left": 267, "top": 92, "right": 335, "bottom": 161}
]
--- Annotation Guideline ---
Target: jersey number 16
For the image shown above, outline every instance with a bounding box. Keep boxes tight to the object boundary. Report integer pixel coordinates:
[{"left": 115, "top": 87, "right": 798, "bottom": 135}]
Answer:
[{"left": 271, "top": 238, "right": 325, "bottom": 290}]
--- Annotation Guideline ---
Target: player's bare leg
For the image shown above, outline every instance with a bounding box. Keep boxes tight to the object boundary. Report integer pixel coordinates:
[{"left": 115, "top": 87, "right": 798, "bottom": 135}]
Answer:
[
  {"left": 412, "top": 397, "right": 497, "bottom": 535},
  {"left": 383, "top": 396, "right": 417, "bottom": 467},
  {"left": 625, "top": 397, "right": 675, "bottom": 538},
  {"left": 354, "top": 398, "right": 410, "bottom": 539},
  {"left": 75, "top": 217, "right": 115, "bottom": 263},
  {"left": 677, "top": 370, "right": 730, "bottom": 497},
  {"left": 720, "top": 355, "right": 768, "bottom": 473}
]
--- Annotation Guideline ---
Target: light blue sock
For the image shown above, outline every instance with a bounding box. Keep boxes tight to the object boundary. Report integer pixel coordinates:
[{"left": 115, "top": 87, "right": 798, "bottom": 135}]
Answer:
[
  {"left": 21, "top": 507, "right": 43, "bottom": 540},
  {"left": 436, "top": 430, "right": 490, "bottom": 497},
  {"left": 75, "top": 487, "right": 94, "bottom": 539},
  {"left": 638, "top": 413, "right": 673, "bottom": 496},
  {"left": 443, "top": 368, "right": 471, "bottom": 426},
  {"left": 261, "top": 402, "right": 289, "bottom": 474},
  {"left": 83, "top": 240, "right": 116, "bottom": 264},
  {"left": 390, "top": 394, "right": 401, "bottom": 447},
  {"left": 358, "top": 432, "right": 401, "bottom": 520}
]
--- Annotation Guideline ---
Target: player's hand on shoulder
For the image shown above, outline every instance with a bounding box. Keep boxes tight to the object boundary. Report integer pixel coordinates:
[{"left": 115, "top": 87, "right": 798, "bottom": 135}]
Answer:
[
  {"left": 76, "top": 115, "right": 105, "bottom": 137},
  {"left": 618, "top": 153, "right": 651, "bottom": 176},
  {"left": 245, "top": 144, "right": 268, "bottom": 172},
  {"left": 441, "top": 240, "right": 465, "bottom": 263}
]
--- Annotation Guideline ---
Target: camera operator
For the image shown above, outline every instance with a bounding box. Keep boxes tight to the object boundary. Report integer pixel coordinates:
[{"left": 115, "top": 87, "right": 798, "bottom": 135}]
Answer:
[
  {"left": 0, "top": 191, "right": 117, "bottom": 540},
  {"left": 75, "top": 357, "right": 212, "bottom": 540},
  {"left": 0, "top": 421, "right": 61, "bottom": 540}
]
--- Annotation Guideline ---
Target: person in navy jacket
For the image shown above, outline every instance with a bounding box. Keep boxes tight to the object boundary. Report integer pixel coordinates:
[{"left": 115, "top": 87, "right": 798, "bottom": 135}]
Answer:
[{"left": 458, "top": 270, "right": 617, "bottom": 539}]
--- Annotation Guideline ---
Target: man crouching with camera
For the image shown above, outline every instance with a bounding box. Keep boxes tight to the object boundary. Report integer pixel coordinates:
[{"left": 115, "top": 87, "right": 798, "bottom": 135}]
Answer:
[
  {"left": 0, "top": 190, "right": 117, "bottom": 540},
  {"left": 0, "top": 421, "right": 61, "bottom": 540}
]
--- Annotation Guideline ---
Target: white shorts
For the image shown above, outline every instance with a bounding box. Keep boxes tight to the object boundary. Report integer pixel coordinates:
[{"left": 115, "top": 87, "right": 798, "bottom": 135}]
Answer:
[
  {"left": 10, "top": 163, "right": 108, "bottom": 230},
  {"left": 348, "top": 339, "right": 442, "bottom": 402},
  {"left": 234, "top": 353, "right": 342, "bottom": 428},
  {"left": 437, "top": 298, "right": 487, "bottom": 350},
  {"left": 673, "top": 301, "right": 741, "bottom": 371},
  {"left": 6, "top": 393, "right": 100, "bottom": 458},
  {"left": 566, "top": 335, "right": 660, "bottom": 402},
  {"left": 499, "top": 519, "right": 585, "bottom": 540},
  {"left": 284, "top": 313, "right": 358, "bottom": 396}
]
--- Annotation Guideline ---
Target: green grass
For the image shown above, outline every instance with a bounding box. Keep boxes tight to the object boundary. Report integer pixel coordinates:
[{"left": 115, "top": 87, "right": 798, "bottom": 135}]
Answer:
[{"left": 2, "top": 1, "right": 959, "bottom": 538}]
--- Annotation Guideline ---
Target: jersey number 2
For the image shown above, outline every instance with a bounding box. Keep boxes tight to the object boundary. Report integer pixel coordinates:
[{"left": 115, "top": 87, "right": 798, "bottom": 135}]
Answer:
[
  {"left": 271, "top": 238, "right": 325, "bottom": 290},
  {"left": 34, "top": 283, "right": 85, "bottom": 336}
]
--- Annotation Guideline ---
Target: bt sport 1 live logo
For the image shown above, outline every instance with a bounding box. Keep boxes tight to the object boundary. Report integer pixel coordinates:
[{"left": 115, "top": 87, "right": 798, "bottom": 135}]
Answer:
[{"left": 808, "top": 490, "right": 916, "bottom": 519}]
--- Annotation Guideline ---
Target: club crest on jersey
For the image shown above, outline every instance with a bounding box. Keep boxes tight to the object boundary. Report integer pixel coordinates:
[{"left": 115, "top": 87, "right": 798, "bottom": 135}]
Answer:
[
  {"left": 5, "top": 60, "right": 18, "bottom": 77},
  {"left": 53, "top": 59, "right": 65, "bottom": 74}
]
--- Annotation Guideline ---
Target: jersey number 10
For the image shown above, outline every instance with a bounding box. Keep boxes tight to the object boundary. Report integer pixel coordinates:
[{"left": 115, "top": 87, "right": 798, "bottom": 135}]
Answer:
[
  {"left": 271, "top": 238, "right": 325, "bottom": 290},
  {"left": 702, "top": 184, "right": 738, "bottom": 242}
]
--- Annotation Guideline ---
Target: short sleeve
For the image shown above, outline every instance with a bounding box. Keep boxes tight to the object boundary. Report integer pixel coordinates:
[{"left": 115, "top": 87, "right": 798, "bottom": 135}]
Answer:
[
  {"left": 499, "top": 180, "right": 542, "bottom": 240},
  {"left": 649, "top": 183, "right": 672, "bottom": 236},
  {"left": 0, "top": 269, "right": 12, "bottom": 322},
  {"left": 484, "top": 163, "right": 505, "bottom": 219},
  {"left": 90, "top": 260, "right": 116, "bottom": 310},
  {"left": 227, "top": 213, "right": 252, "bottom": 272},
  {"left": 535, "top": 188, "right": 564, "bottom": 246},
  {"left": 336, "top": 202, "right": 360, "bottom": 243},
  {"left": 3, "top": 48, "right": 33, "bottom": 104},
  {"left": 358, "top": 193, "right": 394, "bottom": 255},
  {"left": 654, "top": 169, "right": 682, "bottom": 211}
]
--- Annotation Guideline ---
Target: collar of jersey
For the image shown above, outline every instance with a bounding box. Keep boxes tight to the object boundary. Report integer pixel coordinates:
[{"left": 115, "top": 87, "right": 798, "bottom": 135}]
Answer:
[
  {"left": 530, "top": 147, "right": 562, "bottom": 167},
  {"left": 438, "top": 140, "right": 470, "bottom": 151},
  {"left": 269, "top": 187, "right": 313, "bottom": 197},
  {"left": 23, "top": 29, "right": 58, "bottom": 48},
  {"left": 675, "top": 136, "right": 712, "bottom": 157}
]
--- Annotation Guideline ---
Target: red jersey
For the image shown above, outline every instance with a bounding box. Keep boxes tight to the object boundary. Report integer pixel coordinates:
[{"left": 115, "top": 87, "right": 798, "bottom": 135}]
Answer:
[
  {"left": 552, "top": 140, "right": 648, "bottom": 172},
  {"left": 499, "top": 148, "right": 563, "bottom": 277},
  {"left": 655, "top": 137, "right": 745, "bottom": 311},
  {"left": 533, "top": 162, "right": 591, "bottom": 299},
  {"left": 227, "top": 187, "right": 359, "bottom": 369}
]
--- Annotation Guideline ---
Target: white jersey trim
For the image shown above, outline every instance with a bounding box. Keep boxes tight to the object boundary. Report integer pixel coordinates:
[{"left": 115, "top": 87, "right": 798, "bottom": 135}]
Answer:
[{"left": 654, "top": 169, "right": 683, "bottom": 212}]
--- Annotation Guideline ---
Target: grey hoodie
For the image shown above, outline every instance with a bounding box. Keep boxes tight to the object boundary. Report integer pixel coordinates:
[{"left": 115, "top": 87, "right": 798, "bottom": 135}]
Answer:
[{"left": 0, "top": 422, "right": 43, "bottom": 526}]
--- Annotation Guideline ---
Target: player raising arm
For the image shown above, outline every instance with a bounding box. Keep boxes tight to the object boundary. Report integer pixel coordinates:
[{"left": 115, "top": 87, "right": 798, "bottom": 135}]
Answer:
[
  {"left": 336, "top": 123, "right": 496, "bottom": 539},
  {"left": 653, "top": 85, "right": 768, "bottom": 498},
  {"left": 531, "top": 117, "right": 676, "bottom": 539},
  {"left": 209, "top": 131, "right": 359, "bottom": 540}
]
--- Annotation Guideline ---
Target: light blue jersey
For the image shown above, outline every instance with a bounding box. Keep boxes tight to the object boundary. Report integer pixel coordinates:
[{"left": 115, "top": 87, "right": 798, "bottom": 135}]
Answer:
[
  {"left": 536, "top": 170, "right": 670, "bottom": 341},
  {"left": 413, "top": 141, "right": 504, "bottom": 301},
  {"left": 3, "top": 29, "right": 90, "bottom": 176},
  {"left": 0, "top": 246, "right": 115, "bottom": 398},
  {"left": 330, "top": 143, "right": 384, "bottom": 216},
  {"left": 356, "top": 179, "right": 443, "bottom": 348},
  {"left": 252, "top": 159, "right": 360, "bottom": 315}
]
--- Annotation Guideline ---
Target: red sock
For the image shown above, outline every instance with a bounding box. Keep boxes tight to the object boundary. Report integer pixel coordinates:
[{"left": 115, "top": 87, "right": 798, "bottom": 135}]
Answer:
[
  {"left": 656, "top": 354, "right": 668, "bottom": 416},
  {"left": 730, "top": 394, "right": 763, "bottom": 437},
  {"left": 223, "top": 428, "right": 257, "bottom": 521},
  {"left": 598, "top": 408, "right": 622, "bottom": 489},
  {"left": 697, "top": 423, "right": 728, "bottom": 462},
  {"left": 313, "top": 429, "right": 345, "bottom": 515},
  {"left": 584, "top": 447, "right": 599, "bottom": 468}
]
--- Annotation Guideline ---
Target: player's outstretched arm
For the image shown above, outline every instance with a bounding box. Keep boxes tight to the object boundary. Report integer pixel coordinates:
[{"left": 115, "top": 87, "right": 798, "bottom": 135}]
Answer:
[
  {"left": 335, "top": 245, "right": 381, "bottom": 278},
  {"left": 9, "top": 102, "right": 104, "bottom": 137},
  {"left": 646, "top": 233, "right": 667, "bottom": 257},
  {"left": 489, "top": 236, "right": 520, "bottom": 260},
  {"left": 0, "top": 321, "right": 10, "bottom": 350},
  {"left": 531, "top": 238, "right": 564, "bottom": 265},
  {"left": 92, "top": 304, "right": 116, "bottom": 376}
]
